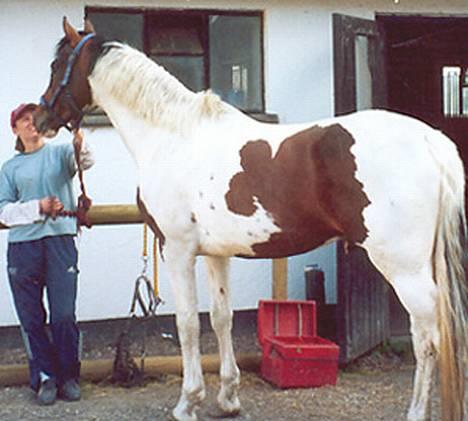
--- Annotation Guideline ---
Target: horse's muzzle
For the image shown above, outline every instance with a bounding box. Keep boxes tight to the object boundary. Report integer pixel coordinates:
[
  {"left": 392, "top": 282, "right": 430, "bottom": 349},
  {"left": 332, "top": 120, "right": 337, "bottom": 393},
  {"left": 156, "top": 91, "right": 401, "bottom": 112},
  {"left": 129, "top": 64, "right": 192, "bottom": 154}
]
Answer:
[{"left": 33, "top": 107, "right": 59, "bottom": 138}]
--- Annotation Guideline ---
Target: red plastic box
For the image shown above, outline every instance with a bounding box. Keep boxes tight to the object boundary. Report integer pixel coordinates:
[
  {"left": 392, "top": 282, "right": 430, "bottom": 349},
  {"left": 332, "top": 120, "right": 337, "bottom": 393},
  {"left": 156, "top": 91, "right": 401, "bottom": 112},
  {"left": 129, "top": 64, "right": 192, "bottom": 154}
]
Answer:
[{"left": 257, "top": 299, "right": 339, "bottom": 388}]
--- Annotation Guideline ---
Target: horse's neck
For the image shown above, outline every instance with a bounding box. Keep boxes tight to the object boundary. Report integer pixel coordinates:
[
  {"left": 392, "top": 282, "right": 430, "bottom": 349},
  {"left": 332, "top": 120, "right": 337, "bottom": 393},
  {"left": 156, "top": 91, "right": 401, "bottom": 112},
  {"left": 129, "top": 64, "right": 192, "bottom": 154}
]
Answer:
[
  {"left": 87, "top": 45, "right": 236, "bottom": 169},
  {"left": 89, "top": 82, "right": 176, "bottom": 169}
]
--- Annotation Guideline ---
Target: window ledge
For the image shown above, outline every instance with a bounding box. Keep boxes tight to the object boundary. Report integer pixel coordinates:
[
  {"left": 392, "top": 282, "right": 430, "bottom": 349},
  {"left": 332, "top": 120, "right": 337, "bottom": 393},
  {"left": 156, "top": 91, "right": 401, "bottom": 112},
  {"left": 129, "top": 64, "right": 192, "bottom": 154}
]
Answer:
[
  {"left": 82, "top": 113, "right": 111, "bottom": 128},
  {"left": 249, "top": 112, "right": 279, "bottom": 123}
]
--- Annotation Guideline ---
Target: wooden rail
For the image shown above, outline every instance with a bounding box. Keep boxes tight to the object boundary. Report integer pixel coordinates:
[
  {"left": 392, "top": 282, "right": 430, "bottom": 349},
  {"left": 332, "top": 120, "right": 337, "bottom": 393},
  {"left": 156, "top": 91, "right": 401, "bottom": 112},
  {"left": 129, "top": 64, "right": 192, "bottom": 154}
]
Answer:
[
  {"left": 0, "top": 353, "right": 261, "bottom": 386},
  {"left": 87, "top": 204, "right": 143, "bottom": 225}
]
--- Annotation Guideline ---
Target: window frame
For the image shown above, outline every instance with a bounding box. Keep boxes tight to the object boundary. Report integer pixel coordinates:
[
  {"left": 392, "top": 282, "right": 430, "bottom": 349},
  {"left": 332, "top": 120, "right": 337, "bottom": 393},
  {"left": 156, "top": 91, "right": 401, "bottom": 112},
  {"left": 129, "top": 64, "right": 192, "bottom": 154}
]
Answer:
[{"left": 85, "top": 6, "right": 265, "bottom": 114}]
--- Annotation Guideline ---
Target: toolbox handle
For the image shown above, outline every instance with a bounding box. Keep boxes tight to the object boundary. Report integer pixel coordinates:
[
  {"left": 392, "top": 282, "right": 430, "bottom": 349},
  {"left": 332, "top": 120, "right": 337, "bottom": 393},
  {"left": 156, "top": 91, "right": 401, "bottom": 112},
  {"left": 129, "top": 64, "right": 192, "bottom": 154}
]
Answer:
[
  {"left": 298, "top": 303, "right": 303, "bottom": 336},
  {"left": 274, "top": 303, "right": 279, "bottom": 336},
  {"left": 273, "top": 302, "right": 304, "bottom": 337}
]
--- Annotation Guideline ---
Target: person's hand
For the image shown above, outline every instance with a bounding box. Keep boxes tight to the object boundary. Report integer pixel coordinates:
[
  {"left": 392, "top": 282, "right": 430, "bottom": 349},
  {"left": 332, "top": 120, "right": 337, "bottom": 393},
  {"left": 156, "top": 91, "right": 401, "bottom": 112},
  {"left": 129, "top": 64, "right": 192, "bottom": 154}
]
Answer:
[
  {"left": 39, "top": 196, "right": 64, "bottom": 219},
  {"left": 72, "top": 128, "right": 83, "bottom": 151}
]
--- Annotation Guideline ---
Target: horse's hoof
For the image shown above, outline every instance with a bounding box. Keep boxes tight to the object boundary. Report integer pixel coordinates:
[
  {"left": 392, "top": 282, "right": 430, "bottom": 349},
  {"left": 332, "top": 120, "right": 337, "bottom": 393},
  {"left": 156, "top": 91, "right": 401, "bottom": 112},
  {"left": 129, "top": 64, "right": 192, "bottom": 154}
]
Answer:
[
  {"left": 207, "top": 406, "right": 241, "bottom": 419},
  {"left": 407, "top": 409, "right": 431, "bottom": 421},
  {"left": 171, "top": 408, "right": 198, "bottom": 421},
  {"left": 218, "top": 397, "right": 241, "bottom": 417}
]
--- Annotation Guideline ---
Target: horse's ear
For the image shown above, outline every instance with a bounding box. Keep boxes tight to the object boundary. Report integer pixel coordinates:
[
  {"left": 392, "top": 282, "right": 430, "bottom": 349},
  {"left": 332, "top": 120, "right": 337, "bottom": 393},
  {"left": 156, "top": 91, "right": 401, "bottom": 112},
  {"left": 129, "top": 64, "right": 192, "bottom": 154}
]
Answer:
[
  {"left": 63, "top": 16, "right": 81, "bottom": 48},
  {"left": 84, "top": 18, "right": 96, "bottom": 34}
]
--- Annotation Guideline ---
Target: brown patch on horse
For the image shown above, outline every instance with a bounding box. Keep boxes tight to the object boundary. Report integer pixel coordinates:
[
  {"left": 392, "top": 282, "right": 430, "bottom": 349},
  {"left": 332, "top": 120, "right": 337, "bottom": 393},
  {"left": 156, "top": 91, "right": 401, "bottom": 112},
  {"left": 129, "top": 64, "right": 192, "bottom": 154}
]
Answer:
[
  {"left": 225, "top": 124, "right": 370, "bottom": 258},
  {"left": 136, "top": 189, "right": 166, "bottom": 257}
]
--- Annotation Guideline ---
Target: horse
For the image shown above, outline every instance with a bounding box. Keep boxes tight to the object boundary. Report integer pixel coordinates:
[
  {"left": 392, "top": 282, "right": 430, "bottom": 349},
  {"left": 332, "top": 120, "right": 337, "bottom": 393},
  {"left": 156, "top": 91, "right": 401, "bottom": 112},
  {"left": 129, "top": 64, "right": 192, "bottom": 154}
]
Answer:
[{"left": 34, "top": 18, "right": 467, "bottom": 421}]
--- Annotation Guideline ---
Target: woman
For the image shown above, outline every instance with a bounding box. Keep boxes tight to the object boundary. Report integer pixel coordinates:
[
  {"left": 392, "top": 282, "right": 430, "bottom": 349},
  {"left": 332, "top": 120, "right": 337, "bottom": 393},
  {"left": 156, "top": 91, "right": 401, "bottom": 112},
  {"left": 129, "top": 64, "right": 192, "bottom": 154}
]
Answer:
[{"left": 0, "top": 103, "right": 94, "bottom": 405}]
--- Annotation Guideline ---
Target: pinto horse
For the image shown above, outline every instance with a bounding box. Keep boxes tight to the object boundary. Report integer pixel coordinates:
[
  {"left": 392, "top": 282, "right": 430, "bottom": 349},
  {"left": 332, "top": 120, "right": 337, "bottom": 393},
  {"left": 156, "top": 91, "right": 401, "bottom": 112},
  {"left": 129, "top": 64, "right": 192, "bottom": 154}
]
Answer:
[{"left": 35, "top": 18, "right": 467, "bottom": 421}]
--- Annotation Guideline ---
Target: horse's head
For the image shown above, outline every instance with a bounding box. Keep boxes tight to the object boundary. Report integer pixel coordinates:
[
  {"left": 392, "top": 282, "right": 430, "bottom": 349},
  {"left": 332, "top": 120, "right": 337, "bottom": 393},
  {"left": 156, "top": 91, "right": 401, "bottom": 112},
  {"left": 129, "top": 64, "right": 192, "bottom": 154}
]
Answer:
[{"left": 35, "top": 17, "right": 98, "bottom": 137}]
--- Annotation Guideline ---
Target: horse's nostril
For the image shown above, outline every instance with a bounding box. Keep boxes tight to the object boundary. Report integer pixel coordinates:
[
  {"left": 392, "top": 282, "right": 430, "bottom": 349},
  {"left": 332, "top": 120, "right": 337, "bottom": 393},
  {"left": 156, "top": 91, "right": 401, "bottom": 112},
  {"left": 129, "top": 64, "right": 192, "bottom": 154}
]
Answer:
[{"left": 34, "top": 114, "right": 48, "bottom": 134}]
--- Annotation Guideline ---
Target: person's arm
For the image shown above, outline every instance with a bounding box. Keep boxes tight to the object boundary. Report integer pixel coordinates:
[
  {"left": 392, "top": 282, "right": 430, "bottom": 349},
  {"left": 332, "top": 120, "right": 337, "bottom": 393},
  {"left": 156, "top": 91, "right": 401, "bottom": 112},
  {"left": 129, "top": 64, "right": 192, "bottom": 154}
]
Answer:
[
  {"left": 0, "top": 200, "right": 44, "bottom": 227},
  {"left": 0, "top": 198, "right": 65, "bottom": 227},
  {"left": 0, "top": 168, "right": 63, "bottom": 227},
  {"left": 0, "top": 168, "right": 41, "bottom": 226}
]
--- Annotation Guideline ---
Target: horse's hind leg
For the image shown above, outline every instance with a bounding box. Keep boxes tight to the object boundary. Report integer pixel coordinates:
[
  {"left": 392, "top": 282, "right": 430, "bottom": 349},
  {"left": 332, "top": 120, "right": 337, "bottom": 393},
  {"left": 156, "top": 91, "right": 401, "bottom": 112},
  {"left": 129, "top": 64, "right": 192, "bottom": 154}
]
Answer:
[
  {"left": 387, "top": 267, "right": 439, "bottom": 421},
  {"left": 166, "top": 244, "right": 205, "bottom": 421},
  {"left": 205, "top": 256, "right": 241, "bottom": 415}
]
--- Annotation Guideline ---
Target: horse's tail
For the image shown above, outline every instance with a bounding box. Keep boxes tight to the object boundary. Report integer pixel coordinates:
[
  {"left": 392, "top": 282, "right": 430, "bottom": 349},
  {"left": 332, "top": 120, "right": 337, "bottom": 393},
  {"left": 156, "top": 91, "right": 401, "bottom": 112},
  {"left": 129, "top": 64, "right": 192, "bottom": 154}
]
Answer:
[{"left": 430, "top": 130, "right": 467, "bottom": 421}]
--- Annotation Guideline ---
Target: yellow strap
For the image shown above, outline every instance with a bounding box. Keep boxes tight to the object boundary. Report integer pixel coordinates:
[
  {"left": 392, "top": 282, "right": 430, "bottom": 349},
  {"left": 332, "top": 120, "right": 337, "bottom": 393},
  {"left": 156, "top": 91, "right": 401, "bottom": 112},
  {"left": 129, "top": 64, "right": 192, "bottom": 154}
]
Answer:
[
  {"left": 143, "top": 223, "right": 148, "bottom": 258},
  {"left": 143, "top": 223, "right": 159, "bottom": 296},
  {"left": 153, "top": 236, "right": 159, "bottom": 296}
]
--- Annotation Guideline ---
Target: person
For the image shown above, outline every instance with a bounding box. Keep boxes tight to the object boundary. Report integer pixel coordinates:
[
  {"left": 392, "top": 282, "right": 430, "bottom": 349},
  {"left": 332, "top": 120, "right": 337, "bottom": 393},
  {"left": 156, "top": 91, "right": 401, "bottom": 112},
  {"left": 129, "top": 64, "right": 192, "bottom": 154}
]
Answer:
[{"left": 0, "top": 103, "right": 94, "bottom": 405}]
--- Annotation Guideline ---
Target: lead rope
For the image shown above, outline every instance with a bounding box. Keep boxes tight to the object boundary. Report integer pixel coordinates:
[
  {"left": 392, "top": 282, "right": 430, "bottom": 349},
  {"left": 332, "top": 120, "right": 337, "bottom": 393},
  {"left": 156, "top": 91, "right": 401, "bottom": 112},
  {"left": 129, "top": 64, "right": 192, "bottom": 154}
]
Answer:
[
  {"left": 73, "top": 134, "right": 92, "bottom": 228},
  {"left": 57, "top": 130, "right": 92, "bottom": 228}
]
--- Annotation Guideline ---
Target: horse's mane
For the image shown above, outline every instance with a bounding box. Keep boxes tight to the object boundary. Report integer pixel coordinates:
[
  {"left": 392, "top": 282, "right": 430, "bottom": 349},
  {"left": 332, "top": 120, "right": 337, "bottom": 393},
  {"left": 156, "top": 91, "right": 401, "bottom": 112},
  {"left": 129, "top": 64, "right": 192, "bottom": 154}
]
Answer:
[{"left": 90, "top": 42, "right": 229, "bottom": 134}]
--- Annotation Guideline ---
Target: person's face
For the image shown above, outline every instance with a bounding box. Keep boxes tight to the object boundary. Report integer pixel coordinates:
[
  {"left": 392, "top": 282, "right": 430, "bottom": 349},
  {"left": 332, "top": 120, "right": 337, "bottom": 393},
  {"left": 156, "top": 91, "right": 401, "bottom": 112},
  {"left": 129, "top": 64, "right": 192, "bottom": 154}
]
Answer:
[{"left": 13, "top": 111, "right": 40, "bottom": 142}]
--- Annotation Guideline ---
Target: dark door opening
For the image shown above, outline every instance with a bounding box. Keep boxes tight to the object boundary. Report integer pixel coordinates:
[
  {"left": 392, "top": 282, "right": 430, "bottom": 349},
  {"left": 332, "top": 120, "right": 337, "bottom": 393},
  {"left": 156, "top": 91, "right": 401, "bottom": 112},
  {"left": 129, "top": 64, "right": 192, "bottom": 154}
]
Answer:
[{"left": 378, "top": 14, "right": 468, "bottom": 208}]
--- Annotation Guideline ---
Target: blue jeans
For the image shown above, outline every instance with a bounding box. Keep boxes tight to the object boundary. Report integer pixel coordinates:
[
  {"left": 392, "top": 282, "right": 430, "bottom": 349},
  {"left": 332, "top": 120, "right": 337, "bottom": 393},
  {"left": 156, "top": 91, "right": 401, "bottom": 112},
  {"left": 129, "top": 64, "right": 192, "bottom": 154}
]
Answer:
[{"left": 7, "top": 235, "right": 80, "bottom": 391}]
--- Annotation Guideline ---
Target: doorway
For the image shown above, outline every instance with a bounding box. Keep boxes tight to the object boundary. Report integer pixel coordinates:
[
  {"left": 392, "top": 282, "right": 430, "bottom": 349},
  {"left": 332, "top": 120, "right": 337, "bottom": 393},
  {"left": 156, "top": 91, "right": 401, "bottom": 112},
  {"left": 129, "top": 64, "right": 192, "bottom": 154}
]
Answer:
[{"left": 379, "top": 14, "right": 468, "bottom": 201}]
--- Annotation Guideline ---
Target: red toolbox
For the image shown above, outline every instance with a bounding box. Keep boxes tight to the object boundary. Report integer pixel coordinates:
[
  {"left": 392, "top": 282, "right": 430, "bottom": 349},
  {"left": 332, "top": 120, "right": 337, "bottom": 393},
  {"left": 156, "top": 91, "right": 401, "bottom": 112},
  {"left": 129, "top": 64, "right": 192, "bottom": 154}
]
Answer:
[{"left": 257, "top": 299, "right": 339, "bottom": 388}]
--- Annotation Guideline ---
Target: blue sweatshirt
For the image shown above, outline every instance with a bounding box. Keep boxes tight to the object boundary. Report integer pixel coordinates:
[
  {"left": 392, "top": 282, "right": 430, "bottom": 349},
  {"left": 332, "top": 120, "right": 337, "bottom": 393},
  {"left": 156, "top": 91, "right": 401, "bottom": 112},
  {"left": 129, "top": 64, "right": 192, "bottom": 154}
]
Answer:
[{"left": 0, "top": 143, "right": 80, "bottom": 242}]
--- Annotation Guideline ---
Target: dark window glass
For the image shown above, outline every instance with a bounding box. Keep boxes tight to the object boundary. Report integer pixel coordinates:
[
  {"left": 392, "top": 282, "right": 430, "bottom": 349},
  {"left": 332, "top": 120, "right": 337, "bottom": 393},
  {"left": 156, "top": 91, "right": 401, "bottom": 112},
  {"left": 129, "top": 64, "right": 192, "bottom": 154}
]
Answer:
[
  {"left": 154, "top": 56, "right": 205, "bottom": 92},
  {"left": 148, "top": 15, "right": 204, "bottom": 55},
  {"left": 148, "top": 14, "right": 206, "bottom": 92},
  {"left": 209, "top": 15, "right": 262, "bottom": 111},
  {"left": 86, "top": 8, "right": 264, "bottom": 112},
  {"left": 87, "top": 11, "right": 144, "bottom": 50}
]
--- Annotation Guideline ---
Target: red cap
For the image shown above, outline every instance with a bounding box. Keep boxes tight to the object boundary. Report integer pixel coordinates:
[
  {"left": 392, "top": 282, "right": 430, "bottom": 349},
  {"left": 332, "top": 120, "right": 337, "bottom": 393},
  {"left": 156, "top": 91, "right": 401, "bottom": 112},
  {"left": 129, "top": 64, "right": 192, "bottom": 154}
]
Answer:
[{"left": 10, "top": 103, "right": 37, "bottom": 131}]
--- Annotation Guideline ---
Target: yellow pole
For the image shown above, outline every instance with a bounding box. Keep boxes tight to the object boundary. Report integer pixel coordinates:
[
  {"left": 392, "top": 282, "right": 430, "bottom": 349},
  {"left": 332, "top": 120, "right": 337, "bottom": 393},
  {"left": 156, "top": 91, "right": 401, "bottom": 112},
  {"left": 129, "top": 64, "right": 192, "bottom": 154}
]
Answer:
[{"left": 272, "top": 258, "right": 288, "bottom": 300}]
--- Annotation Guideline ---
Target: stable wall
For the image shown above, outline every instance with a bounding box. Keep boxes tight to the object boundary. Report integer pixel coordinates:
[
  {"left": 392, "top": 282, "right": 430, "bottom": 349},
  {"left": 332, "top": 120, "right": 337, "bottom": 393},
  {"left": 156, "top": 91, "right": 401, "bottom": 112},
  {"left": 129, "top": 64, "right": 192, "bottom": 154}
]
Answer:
[{"left": 1, "top": 0, "right": 467, "bottom": 326}]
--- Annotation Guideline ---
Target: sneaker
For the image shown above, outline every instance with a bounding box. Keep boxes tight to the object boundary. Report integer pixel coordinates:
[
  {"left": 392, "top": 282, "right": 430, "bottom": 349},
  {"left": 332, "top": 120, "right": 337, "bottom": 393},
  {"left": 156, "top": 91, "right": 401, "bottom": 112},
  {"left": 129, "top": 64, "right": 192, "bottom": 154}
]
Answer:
[
  {"left": 59, "top": 379, "right": 81, "bottom": 401},
  {"left": 37, "top": 378, "right": 57, "bottom": 406}
]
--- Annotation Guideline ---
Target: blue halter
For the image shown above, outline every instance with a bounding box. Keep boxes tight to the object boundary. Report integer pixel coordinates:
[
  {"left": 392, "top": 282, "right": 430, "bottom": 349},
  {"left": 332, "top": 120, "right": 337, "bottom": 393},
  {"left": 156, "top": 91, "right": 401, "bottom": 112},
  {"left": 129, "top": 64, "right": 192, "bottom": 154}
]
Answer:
[{"left": 40, "top": 33, "right": 96, "bottom": 131}]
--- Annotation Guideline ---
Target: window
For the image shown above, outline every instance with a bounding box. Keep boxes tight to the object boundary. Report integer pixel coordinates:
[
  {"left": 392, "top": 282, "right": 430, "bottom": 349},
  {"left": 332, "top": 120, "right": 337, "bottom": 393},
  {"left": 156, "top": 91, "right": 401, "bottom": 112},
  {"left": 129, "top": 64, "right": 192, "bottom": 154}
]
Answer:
[
  {"left": 86, "top": 7, "right": 264, "bottom": 113},
  {"left": 442, "top": 65, "right": 468, "bottom": 117}
]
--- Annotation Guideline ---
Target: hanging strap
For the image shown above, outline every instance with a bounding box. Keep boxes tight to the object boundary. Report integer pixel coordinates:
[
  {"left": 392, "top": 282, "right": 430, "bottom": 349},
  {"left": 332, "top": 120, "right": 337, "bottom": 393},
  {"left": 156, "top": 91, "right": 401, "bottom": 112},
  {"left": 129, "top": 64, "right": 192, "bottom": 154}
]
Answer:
[{"left": 129, "top": 223, "right": 162, "bottom": 318}]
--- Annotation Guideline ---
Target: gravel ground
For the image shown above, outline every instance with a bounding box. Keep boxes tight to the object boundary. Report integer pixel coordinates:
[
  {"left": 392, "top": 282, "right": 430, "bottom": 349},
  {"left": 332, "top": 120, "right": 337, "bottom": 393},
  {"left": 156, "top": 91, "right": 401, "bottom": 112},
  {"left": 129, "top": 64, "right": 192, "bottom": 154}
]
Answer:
[
  {"left": 0, "top": 321, "right": 454, "bottom": 420},
  {"left": 0, "top": 366, "right": 427, "bottom": 421},
  {"left": 0, "top": 329, "right": 443, "bottom": 421}
]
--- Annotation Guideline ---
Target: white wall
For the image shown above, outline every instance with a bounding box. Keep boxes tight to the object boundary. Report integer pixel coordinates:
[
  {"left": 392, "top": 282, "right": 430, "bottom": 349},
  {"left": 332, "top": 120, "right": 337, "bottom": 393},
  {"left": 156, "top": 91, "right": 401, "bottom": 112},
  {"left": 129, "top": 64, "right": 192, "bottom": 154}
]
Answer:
[{"left": 1, "top": 0, "right": 467, "bottom": 326}]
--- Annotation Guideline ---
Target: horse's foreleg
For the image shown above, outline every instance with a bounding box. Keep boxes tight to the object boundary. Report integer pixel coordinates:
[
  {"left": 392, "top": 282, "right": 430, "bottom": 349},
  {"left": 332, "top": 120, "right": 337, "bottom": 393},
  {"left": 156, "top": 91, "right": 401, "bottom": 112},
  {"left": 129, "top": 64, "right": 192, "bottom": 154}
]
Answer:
[
  {"left": 390, "top": 270, "right": 438, "bottom": 421},
  {"left": 205, "top": 256, "right": 241, "bottom": 415},
  {"left": 166, "top": 246, "right": 204, "bottom": 421}
]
